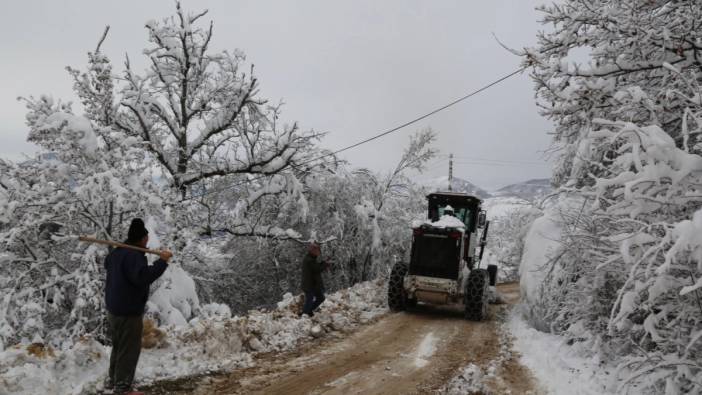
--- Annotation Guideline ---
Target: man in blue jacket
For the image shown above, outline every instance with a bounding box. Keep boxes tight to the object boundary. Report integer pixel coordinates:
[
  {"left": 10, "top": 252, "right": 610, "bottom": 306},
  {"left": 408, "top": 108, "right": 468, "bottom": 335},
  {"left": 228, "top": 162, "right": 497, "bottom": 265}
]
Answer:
[{"left": 104, "top": 218, "right": 172, "bottom": 394}]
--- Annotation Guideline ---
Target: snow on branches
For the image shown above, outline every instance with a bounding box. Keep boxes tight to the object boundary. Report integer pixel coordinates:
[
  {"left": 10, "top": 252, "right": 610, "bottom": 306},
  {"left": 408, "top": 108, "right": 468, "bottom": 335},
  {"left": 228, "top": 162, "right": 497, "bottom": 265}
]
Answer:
[
  {"left": 526, "top": 0, "right": 702, "bottom": 187},
  {"left": 0, "top": 2, "right": 435, "bottom": 354},
  {"left": 114, "top": 2, "right": 322, "bottom": 197},
  {"left": 523, "top": 1, "right": 702, "bottom": 392}
]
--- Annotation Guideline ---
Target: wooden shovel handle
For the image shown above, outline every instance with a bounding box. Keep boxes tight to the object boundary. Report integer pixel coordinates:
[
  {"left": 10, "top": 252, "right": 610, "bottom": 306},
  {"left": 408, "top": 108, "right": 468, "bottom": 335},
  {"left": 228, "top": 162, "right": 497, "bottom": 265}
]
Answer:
[{"left": 78, "top": 236, "right": 164, "bottom": 256}]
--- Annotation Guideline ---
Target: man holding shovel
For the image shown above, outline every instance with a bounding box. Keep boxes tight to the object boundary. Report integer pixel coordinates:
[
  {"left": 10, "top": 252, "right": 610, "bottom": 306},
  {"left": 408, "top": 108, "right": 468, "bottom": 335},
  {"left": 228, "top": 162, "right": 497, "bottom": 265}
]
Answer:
[{"left": 104, "top": 218, "right": 172, "bottom": 394}]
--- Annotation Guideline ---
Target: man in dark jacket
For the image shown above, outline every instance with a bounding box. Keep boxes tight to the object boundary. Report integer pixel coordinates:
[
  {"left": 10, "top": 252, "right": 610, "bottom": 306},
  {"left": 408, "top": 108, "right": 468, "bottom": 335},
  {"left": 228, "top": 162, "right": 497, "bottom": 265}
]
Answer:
[
  {"left": 104, "top": 218, "right": 171, "bottom": 394},
  {"left": 301, "top": 242, "right": 329, "bottom": 316}
]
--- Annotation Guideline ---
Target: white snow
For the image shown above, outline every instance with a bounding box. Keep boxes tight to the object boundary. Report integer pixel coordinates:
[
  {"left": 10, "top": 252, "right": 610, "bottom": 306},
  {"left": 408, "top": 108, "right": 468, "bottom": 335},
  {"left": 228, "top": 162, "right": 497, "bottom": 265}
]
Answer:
[
  {"left": 412, "top": 215, "right": 465, "bottom": 230},
  {"left": 148, "top": 266, "right": 200, "bottom": 327},
  {"left": 144, "top": 217, "right": 162, "bottom": 249},
  {"left": 441, "top": 363, "right": 486, "bottom": 394},
  {"left": 482, "top": 196, "right": 532, "bottom": 220},
  {"left": 41, "top": 112, "right": 99, "bottom": 154},
  {"left": 431, "top": 215, "right": 465, "bottom": 229},
  {"left": 325, "top": 370, "right": 361, "bottom": 388},
  {"left": 0, "top": 280, "right": 387, "bottom": 395},
  {"left": 518, "top": 199, "right": 565, "bottom": 310},
  {"left": 413, "top": 332, "right": 438, "bottom": 368},
  {"left": 508, "top": 310, "right": 614, "bottom": 394}
]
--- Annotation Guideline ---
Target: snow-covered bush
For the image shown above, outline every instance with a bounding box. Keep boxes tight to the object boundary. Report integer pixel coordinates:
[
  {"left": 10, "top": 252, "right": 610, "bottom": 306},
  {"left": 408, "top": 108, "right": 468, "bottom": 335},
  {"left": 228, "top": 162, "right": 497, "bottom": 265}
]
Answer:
[
  {"left": 524, "top": 1, "right": 702, "bottom": 391},
  {"left": 484, "top": 198, "right": 542, "bottom": 282}
]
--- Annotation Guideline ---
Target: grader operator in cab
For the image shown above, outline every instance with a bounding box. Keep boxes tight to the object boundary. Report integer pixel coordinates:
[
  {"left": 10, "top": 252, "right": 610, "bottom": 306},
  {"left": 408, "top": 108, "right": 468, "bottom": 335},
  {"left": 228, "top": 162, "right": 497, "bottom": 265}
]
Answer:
[{"left": 387, "top": 192, "right": 496, "bottom": 320}]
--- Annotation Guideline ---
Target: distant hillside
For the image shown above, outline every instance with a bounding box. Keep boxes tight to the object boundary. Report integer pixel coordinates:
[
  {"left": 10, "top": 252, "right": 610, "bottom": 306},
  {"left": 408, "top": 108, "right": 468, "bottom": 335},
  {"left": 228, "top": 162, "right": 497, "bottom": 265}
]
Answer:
[
  {"left": 424, "top": 176, "right": 492, "bottom": 199},
  {"left": 493, "top": 178, "right": 551, "bottom": 201}
]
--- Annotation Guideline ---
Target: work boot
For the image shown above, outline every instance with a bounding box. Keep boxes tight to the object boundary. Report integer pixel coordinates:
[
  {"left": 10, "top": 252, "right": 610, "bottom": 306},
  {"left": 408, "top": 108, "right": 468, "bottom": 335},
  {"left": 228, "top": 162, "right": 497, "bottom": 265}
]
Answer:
[{"left": 100, "top": 376, "right": 114, "bottom": 394}]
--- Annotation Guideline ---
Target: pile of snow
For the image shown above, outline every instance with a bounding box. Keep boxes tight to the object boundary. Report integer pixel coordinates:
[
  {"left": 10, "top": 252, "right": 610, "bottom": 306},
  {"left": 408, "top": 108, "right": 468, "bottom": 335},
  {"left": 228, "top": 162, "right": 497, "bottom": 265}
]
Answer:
[
  {"left": 508, "top": 309, "right": 614, "bottom": 394},
  {"left": 147, "top": 266, "right": 200, "bottom": 326},
  {"left": 0, "top": 280, "right": 387, "bottom": 394},
  {"left": 412, "top": 214, "right": 465, "bottom": 230}
]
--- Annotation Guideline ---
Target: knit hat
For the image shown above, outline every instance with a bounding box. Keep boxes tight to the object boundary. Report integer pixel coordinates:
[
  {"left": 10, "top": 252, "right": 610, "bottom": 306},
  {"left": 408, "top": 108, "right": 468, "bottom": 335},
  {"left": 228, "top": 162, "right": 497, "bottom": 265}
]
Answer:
[{"left": 127, "top": 218, "right": 149, "bottom": 242}]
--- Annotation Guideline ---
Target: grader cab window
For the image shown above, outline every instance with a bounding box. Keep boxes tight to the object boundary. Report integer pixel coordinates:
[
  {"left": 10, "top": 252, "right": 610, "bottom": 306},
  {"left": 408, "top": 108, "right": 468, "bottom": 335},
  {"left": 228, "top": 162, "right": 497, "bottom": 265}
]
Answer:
[
  {"left": 427, "top": 192, "right": 481, "bottom": 231},
  {"left": 438, "top": 205, "right": 473, "bottom": 229}
]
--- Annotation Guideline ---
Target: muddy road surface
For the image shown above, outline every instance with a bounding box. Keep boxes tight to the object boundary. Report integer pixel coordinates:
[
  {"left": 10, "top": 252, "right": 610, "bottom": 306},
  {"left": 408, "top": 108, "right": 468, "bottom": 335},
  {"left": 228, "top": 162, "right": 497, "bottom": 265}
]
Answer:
[{"left": 148, "top": 282, "right": 539, "bottom": 394}]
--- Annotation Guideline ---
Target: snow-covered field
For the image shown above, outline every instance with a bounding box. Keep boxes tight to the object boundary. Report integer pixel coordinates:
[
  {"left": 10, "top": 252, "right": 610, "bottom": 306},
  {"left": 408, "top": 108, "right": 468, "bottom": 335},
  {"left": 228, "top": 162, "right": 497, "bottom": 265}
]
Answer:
[{"left": 0, "top": 281, "right": 387, "bottom": 394}]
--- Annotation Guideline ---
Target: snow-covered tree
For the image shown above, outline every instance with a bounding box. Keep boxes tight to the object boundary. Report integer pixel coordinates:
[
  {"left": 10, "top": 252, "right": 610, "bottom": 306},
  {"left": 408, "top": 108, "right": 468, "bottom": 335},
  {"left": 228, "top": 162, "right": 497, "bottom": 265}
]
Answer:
[
  {"left": 1, "top": 3, "right": 328, "bottom": 347},
  {"left": 0, "top": 30, "right": 172, "bottom": 345},
  {"left": 347, "top": 128, "right": 437, "bottom": 281},
  {"left": 486, "top": 203, "right": 542, "bottom": 282},
  {"left": 1, "top": 95, "right": 162, "bottom": 348},
  {"left": 524, "top": 1, "right": 702, "bottom": 391},
  {"left": 188, "top": 130, "right": 436, "bottom": 311},
  {"left": 114, "top": 3, "right": 321, "bottom": 197}
]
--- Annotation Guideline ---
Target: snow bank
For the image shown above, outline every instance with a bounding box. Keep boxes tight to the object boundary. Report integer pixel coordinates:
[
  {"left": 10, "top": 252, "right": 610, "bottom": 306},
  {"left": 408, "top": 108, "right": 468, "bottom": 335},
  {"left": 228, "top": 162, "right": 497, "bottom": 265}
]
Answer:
[
  {"left": 508, "top": 310, "right": 615, "bottom": 394},
  {"left": 0, "top": 280, "right": 387, "bottom": 394},
  {"left": 0, "top": 338, "right": 107, "bottom": 395},
  {"left": 519, "top": 203, "right": 563, "bottom": 307}
]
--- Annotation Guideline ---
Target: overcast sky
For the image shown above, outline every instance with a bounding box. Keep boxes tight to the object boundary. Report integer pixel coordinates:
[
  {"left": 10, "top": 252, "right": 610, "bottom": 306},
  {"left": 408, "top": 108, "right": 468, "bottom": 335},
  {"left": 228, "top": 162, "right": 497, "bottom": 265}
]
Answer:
[{"left": 0, "top": 0, "right": 552, "bottom": 190}]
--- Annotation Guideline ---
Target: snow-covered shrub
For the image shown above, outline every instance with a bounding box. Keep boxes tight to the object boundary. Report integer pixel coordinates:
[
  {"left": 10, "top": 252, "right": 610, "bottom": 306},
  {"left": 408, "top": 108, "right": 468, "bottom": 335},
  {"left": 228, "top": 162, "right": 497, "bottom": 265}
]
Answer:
[
  {"left": 148, "top": 266, "right": 200, "bottom": 327},
  {"left": 525, "top": 1, "right": 702, "bottom": 391},
  {"left": 484, "top": 198, "right": 542, "bottom": 282}
]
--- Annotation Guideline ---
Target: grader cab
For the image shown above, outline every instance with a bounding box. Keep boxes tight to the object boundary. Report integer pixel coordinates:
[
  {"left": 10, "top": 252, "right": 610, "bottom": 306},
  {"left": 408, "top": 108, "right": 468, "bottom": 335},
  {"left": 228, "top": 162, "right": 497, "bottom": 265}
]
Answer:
[{"left": 387, "top": 192, "right": 496, "bottom": 320}]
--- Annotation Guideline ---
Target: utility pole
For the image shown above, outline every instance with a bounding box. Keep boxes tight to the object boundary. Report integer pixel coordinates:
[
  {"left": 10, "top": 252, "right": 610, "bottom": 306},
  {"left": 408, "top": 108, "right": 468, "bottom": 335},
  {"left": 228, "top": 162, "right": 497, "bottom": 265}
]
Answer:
[{"left": 448, "top": 153, "right": 453, "bottom": 191}]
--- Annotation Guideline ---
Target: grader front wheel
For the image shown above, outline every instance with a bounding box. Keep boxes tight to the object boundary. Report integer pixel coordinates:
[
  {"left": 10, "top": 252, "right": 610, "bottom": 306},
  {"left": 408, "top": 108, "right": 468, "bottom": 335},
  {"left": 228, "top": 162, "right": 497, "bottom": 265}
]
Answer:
[{"left": 464, "top": 268, "right": 489, "bottom": 321}]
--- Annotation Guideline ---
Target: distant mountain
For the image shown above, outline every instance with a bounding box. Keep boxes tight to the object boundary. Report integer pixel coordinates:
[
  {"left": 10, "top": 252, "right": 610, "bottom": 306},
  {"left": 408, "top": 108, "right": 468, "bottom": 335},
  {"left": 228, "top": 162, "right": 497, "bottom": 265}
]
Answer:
[
  {"left": 424, "top": 176, "right": 492, "bottom": 199},
  {"left": 493, "top": 178, "right": 552, "bottom": 201}
]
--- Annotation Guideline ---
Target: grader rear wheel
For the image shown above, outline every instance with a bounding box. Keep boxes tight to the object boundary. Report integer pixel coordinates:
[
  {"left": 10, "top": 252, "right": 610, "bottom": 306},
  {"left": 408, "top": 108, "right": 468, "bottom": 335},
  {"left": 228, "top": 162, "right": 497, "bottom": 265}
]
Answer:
[{"left": 388, "top": 262, "right": 409, "bottom": 311}]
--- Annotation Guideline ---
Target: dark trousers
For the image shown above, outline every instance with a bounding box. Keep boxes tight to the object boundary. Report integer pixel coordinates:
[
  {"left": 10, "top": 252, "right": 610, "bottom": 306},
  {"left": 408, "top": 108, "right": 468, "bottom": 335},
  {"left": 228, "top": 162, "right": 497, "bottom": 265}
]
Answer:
[
  {"left": 302, "top": 289, "right": 326, "bottom": 316},
  {"left": 107, "top": 312, "right": 143, "bottom": 392}
]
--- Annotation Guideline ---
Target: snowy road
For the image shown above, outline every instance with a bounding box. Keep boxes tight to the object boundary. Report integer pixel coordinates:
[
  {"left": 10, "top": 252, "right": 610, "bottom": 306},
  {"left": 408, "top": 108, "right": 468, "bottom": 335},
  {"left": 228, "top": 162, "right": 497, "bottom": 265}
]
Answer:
[{"left": 147, "top": 283, "right": 539, "bottom": 394}]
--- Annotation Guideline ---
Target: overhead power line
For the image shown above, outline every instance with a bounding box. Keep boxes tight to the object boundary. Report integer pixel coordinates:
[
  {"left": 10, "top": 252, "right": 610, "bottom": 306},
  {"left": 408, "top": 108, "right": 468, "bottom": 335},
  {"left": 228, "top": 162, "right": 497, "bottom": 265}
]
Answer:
[
  {"left": 182, "top": 66, "right": 528, "bottom": 201},
  {"left": 437, "top": 154, "right": 547, "bottom": 166}
]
